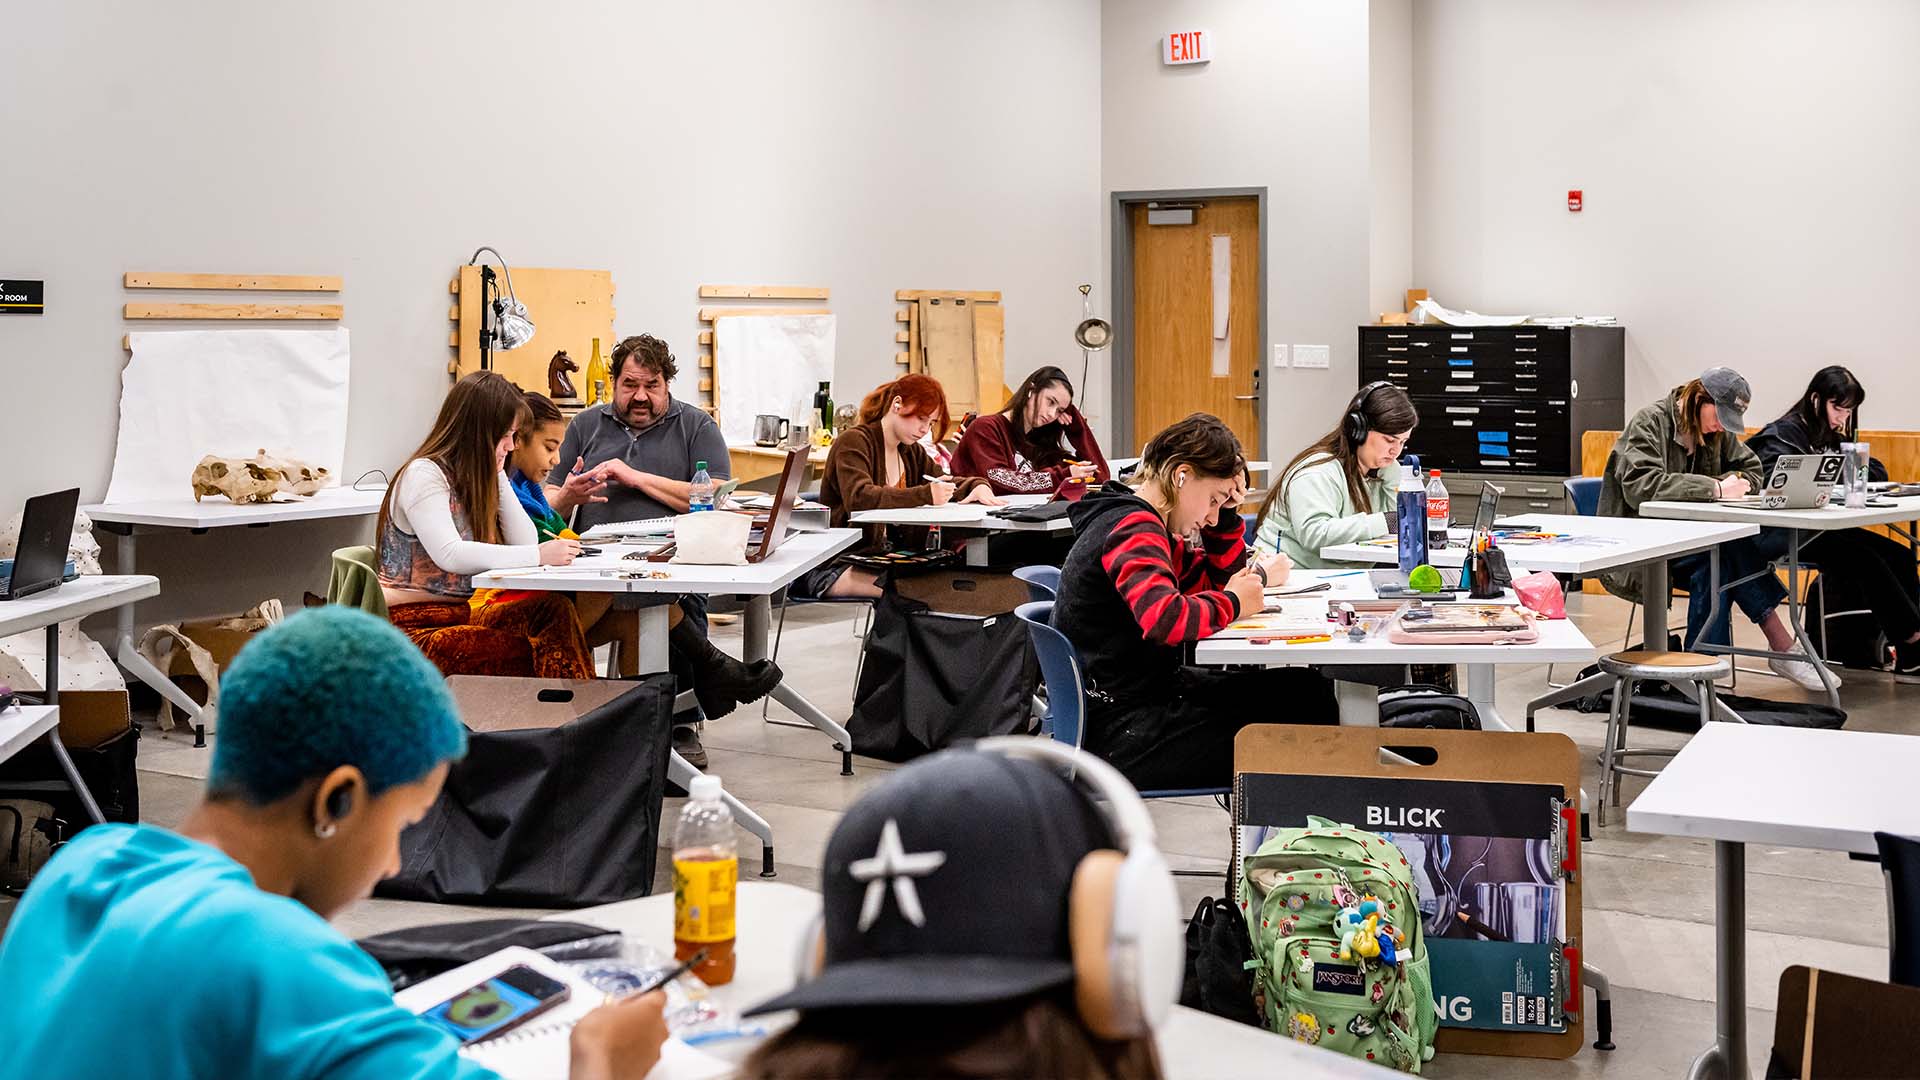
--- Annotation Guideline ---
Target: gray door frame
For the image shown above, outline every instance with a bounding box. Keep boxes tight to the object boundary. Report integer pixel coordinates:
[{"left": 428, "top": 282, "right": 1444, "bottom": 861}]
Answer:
[{"left": 1108, "top": 186, "right": 1269, "bottom": 456}]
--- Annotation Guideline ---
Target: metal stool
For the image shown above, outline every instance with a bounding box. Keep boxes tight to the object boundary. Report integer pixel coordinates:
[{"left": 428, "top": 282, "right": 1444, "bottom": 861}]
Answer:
[{"left": 1596, "top": 650, "right": 1731, "bottom": 827}]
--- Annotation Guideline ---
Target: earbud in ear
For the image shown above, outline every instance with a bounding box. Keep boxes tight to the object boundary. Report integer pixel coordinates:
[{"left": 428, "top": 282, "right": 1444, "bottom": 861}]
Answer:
[{"left": 1176, "top": 472, "right": 1186, "bottom": 489}]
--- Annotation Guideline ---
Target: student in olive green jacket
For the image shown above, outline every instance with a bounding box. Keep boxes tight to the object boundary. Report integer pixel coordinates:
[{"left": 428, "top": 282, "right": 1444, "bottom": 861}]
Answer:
[
  {"left": 1597, "top": 367, "right": 1830, "bottom": 691},
  {"left": 1254, "top": 382, "right": 1417, "bottom": 568}
]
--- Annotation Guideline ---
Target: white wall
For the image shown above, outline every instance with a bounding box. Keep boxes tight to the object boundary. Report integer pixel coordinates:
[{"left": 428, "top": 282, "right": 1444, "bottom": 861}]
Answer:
[
  {"left": 1368, "top": 0, "right": 1414, "bottom": 321},
  {"left": 0, "top": 0, "right": 1102, "bottom": 625},
  {"left": 1101, "top": 0, "right": 1377, "bottom": 458},
  {"left": 1412, "top": 0, "right": 1920, "bottom": 425}
]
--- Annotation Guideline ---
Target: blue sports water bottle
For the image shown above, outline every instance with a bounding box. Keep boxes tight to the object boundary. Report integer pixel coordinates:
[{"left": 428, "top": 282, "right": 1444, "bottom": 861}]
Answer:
[{"left": 1396, "top": 454, "right": 1428, "bottom": 574}]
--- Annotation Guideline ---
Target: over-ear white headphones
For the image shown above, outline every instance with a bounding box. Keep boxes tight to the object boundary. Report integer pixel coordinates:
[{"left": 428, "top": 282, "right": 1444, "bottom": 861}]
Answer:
[{"left": 791, "top": 738, "right": 1183, "bottom": 1041}]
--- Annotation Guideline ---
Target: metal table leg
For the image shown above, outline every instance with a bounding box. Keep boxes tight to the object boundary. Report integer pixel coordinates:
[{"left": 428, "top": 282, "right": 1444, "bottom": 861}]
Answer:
[
  {"left": 107, "top": 527, "right": 210, "bottom": 746},
  {"left": 1686, "top": 840, "right": 1747, "bottom": 1079},
  {"left": 743, "top": 594, "right": 854, "bottom": 775},
  {"left": 1465, "top": 663, "right": 1510, "bottom": 731},
  {"left": 667, "top": 749, "right": 773, "bottom": 878},
  {"left": 1334, "top": 679, "right": 1379, "bottom": 725},
  {"left": 636, "top": 604, "right": 672, "bottom": 675},
  {"left": 41, "top": 623, "right": 106, "bottom": 824},
  {"left": 1780, "top": 528, "right": 1841, "bottom": 708}
]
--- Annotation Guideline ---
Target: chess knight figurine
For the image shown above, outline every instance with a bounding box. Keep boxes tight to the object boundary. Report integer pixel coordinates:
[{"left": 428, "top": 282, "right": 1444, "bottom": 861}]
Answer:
[{"left": 548, "top": 349, "right": 580, "bottom": 401}]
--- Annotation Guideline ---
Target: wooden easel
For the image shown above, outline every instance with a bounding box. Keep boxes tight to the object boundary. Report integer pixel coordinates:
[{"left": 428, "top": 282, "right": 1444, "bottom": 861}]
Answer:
[
  {"left": 121, "top": 272, "right": 343, "bottom": 350},
  {"left": 695, "top": 284, "right": 832, "bottom": 420},
  {"left": 894, "top": 289, "right": 1007, "bottom": 417}
]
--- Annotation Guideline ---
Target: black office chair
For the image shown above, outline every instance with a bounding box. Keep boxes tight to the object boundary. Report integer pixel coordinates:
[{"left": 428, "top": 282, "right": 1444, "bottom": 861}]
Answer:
[{"left": 1876, "top": 831, "right": 1920, "bottom": 987}]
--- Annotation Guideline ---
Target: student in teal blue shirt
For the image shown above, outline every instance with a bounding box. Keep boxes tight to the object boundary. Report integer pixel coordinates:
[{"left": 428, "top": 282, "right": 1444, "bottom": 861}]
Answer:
[{"left": 0, "top": 607, "right": 667, "bottom": 1080}]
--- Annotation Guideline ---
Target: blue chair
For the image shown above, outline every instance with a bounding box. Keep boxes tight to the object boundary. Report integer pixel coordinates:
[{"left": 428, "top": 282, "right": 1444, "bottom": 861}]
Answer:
[
  {"left": 1013, "top": 564, "right": 1061, "bottom": 604},
  {"left": 1015, "top": 601, "right": 1232, "bottom": 820},
  {"left": 1563, "top": 475, "right": 1601, "bottom": 517},
  {"left": 1242, "top": 513, "right": 1260, "bottom": 548},
  {"left": 1877, "top": 832, "right": 1920, "bottom": 988}
]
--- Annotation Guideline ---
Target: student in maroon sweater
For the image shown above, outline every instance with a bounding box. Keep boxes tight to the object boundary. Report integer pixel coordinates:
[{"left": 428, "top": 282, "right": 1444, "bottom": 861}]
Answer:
[
  {"left": 952, "top": 366, "right": 1111, "bottom": 498},
  {"left": 1051, "top": 413, "right": 1336, "bottom": 791}
]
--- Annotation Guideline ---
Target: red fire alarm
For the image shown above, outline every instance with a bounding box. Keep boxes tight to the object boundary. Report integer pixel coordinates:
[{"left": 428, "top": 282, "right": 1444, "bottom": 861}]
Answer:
[{"left": 1567, "top": 189, "right": 1583, "bottom": 212}]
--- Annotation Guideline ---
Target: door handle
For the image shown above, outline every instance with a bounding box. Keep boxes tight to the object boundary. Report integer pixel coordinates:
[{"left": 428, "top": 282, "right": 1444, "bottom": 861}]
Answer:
[{"left": 1233, "top": 368, "right": 1260, "bottom": 401}]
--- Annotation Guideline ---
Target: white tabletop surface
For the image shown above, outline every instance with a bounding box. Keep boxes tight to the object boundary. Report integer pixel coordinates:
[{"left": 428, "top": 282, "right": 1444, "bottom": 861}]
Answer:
[
  {"left": 82, "top": 484, "right": 388, "bottom": 529},
  {"left": 1113, "top": 457, "right": 1272, "bottom": 475},
  {"left": 471, "top": 528, "right": 863, "bottom": 596},
  {"left": 0, "top": 706, "right": 59, "bottom": 764},
  {"left": 1627, "top": 724, "right": 1920, "bottom": 856},
  {"left": 1319, "top": 513, "right": 1759, "bottom": 575},
  {"left": 561, "top": 881, "right": 1374, "bottom": 1079},
  {"left": 1193, "top": 569, "right": 1596, "bottom": 667},
  {"left": 1638, "top": 493, "right": 1920, "bottom": 532},
  {"left": 0, "top": 575, "right": 160, "bottom": 640},
  {"left": 847, "top": 493, "right": 1072, "bottom": 533}
]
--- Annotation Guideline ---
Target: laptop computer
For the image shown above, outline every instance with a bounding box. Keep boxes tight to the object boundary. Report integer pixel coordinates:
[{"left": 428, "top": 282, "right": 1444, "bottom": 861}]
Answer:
[
  {"left": 0, "top": 488, "right": 80, "bottom": 601},
  {"left": 742, "top": 448, "right": 808, "bottom": 563},
  {"left": 1723, "top": 453, "right": 1843, "bottom": 510}
]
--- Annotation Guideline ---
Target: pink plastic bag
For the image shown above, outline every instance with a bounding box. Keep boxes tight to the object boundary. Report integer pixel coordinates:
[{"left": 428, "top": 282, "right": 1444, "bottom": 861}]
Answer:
[{"left": 1513, "top": 570, "right": 1566, "bottom": 619}]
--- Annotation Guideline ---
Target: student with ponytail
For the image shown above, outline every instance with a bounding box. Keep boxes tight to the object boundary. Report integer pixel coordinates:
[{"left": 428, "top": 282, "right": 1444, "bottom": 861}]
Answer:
[{"left": 797, "top": 374, "right": 1003, "bottom": 598}]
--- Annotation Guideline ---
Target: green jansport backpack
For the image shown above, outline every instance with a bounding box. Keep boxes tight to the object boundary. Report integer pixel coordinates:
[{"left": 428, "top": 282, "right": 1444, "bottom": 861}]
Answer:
[{"left": 1242, "top": 816, "right": 1438, "bottom": 1071}]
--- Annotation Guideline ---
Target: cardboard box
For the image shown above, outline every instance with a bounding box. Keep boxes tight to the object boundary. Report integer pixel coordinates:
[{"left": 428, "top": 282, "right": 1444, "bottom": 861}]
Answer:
[{"left": 57, "top": 689, "right": 131, "bottom": 750}]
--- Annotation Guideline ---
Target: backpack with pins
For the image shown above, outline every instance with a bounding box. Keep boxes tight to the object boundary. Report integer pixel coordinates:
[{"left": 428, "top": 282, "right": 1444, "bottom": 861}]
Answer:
[{"left": 1243, "top": 815, "right": 1438, "bottom": 1071}]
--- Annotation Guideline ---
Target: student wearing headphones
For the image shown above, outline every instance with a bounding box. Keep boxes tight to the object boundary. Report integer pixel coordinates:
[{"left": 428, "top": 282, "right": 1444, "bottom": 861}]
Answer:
[
  {"left": 0, "top": 607, "right": 669, "bottom": 1079},
  {"left": 1254, "top": 382, "right": 1420, "bottom": 568},
  {"left": 739, "top": 739, "right": 1175, "bottom": 1080},
  {"left": 1051, "top": 413, "right": 1335, "bottom": 791}
]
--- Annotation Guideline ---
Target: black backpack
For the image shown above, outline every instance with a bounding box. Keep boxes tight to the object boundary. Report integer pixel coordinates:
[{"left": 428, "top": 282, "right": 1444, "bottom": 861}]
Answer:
[
  {"left": 1377, "top": 684, "right": 1482, "bottom": 729},
  {"left": 1180, "top": 895, "right": 1263, "bottom": 1027},
  {"left": 1802, "top": 574, "right": 1891, "bottom": 671}
]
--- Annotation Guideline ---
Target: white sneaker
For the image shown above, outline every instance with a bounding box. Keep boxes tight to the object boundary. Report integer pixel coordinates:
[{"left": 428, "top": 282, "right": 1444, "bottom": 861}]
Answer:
[{"left": 1769, "top": 656, "right": 1839, "bottom": 692}]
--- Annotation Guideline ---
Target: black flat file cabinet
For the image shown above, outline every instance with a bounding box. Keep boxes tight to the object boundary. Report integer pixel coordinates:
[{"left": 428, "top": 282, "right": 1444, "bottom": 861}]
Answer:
[{"left": 1357, "top": 324, "right": 1624, "bottom": 519}]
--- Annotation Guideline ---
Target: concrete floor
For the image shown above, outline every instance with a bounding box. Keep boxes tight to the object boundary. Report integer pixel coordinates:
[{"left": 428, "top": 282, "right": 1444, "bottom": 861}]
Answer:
[{"left": 97, "top": 589, "right": 1910, "bottom": 1077}]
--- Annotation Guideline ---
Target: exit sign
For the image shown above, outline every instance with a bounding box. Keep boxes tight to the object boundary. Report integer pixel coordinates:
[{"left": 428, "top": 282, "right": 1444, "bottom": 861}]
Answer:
[{"left": 1163, "top": 29, "right": 1212, "bottom": 66}]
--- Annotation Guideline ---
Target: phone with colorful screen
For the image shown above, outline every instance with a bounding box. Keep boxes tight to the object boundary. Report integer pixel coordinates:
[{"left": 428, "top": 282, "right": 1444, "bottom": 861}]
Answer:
[{"left": 420, "top": 964, "right": 571, "bottom": 1045}]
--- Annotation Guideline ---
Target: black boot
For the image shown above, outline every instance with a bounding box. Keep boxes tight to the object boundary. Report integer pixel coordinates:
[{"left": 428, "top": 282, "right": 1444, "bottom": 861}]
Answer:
[{"left": 670, "top": 618, "right": 782, "bottom": 720}]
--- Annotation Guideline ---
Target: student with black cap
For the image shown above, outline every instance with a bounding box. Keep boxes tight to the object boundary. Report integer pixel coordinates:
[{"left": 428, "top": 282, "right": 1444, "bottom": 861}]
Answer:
[{"left": 738, "top": 738, "right": 1177, "bottom": 1080}]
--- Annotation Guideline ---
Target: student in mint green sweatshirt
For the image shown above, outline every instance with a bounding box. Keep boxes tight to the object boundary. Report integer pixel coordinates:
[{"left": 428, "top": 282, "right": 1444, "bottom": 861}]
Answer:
[{"left": 1254, "top": 382, "right": 1419, "bottom": 568}]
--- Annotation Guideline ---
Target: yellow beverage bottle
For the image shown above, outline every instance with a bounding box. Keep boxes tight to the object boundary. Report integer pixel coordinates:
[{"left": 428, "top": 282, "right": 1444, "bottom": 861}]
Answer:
[
  {"left": 672, "top": 774, "right": 737, "bottom": 985},
  {"left": 583, "top": 337, "right": 609, "bottom": 405}
]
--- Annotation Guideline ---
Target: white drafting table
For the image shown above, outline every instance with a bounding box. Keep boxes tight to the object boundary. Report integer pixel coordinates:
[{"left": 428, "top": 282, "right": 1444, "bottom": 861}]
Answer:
[
  {"left": 1320, "top": 513, "right": 1760, "bottom": 725},
  {"left": 0, "top": 705, "right": 105, "bottom": 824},
  {"left": 1192, "top": 569, "right": 1596, "bottom": 730},
  {"left": 1628, "top": 724, "right": 1920, "bottom": 1080},
  {"left": 1637, "top": 495, "right": 1920, "bottom": 707},
  {"left": 1112, "top": 457, "right": 1273, "bottom": 476},
  {"left": 82, "top": 486, "right": 387, "bottom": 746},
  {"left": 848, "top": 494, "right": 1072, "bottom": 567},
  {"left": 472, "top": 530, "right": 863, "bottom": 756},
  {"left": 558, "top": 881, "right": 1379, "bottom": 1080},
  {"left": 474, "top": 528, "right": 863, "bottom": 879}
]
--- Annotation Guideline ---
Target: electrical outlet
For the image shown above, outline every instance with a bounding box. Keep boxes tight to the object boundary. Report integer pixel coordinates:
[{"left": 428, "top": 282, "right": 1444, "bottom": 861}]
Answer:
[
  {"left": 1271, "top": 343, "right": 1289, "bottom": 369},
  {"left": 1293, "top": 344, "right": 1331, "bottom": 369}
]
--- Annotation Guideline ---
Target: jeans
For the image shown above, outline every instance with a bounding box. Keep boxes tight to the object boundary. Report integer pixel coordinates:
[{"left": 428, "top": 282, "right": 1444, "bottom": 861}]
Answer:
[
  {"left": 1754, "top": 527, "right": 1920, "bottom": 644},
  {"left": 1671, "top": 536, "right": 1787, "bottom": 649}
]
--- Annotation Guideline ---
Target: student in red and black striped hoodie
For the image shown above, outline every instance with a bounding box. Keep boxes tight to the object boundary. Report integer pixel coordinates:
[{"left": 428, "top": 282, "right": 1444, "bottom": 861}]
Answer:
[{"left": 1052, "top": 413, "right": 1336, "bottom": 790}]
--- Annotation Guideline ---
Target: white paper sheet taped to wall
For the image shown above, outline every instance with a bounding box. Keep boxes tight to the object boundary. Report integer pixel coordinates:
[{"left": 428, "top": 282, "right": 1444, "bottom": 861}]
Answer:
[
  {"left": 714, "top": 314, "right": 836, "bottom": 445},
  {"left": 1211, "top": 234, "right": 1232, "bottom": 377},
  {"left": 106, "top": 329, "right": 351, "bottom": 504}
]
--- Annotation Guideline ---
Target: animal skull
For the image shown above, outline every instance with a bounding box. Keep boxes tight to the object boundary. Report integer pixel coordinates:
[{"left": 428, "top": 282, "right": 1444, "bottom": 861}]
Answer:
[{"left": 191, "top": 449, "right": 331, "bottom": 504}]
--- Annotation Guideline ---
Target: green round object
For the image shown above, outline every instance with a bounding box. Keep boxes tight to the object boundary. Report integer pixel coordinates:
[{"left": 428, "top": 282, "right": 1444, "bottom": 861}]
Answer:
[{"left": 1408, "top": 564, "right": 1445, "bottom": 593}]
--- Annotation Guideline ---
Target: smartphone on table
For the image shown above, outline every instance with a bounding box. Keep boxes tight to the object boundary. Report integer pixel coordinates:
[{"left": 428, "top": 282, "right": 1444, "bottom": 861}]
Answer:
[{"left": 420, "top": 964, "right": 571, "bottom": 1045}]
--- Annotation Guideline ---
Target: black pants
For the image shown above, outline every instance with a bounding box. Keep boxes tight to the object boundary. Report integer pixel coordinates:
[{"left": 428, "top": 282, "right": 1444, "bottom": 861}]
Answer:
[
  {"left": 1756, "top": 527, "right": 1920, "bottom": 644},
  {"left": 1087, "top": 667, "right": 1337, "bottom": 792}
]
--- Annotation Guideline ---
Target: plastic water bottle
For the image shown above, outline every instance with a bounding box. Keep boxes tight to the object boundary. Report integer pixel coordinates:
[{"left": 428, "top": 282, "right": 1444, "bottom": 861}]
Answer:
[
  {"left": 1397, "top": 456, "right": 1429, "bottom": 574},
  {"left": 689, "top": 461, "right": 715, "bottom": 512},
  {"left": 1426, "top": 469, "right": 1451, "bottom": 549},
  {"left": 673, "top": 774, "right": 738, "bottom": 986}
]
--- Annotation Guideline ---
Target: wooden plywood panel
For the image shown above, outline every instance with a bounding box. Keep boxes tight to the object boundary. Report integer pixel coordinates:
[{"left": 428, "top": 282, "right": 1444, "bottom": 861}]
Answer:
[
  {"left": 972, "top": 302, "right": 1006, "bottom": 415},
  {"left": 453, "top": 267, "right": 615, "bottom": 394},
  {"left": 897, "top": 289, "right": 1001, "bottom": 301},
  {"left": 1129, "top": 197, "right": 1261, "bottom": 454},
  {"left": 698, "top": 285, "right": 829, "bottom": 300},
  {"left": 124, "top": 272, "right": 341, "bottom": 291},
  {"left": 919, "top": 298, "right": 977, "bottom": 417}
]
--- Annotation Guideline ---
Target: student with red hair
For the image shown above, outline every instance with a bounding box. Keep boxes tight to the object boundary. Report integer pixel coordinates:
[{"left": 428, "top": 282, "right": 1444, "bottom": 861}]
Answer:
[{"left": 798, "top": 375, "right": 1003, "bottom": 598}]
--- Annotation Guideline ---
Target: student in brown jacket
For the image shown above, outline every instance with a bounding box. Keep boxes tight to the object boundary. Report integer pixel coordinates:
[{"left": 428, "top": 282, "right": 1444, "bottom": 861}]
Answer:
[{"left": 798, "top": 374, "right": 1002, "bottom": 598}]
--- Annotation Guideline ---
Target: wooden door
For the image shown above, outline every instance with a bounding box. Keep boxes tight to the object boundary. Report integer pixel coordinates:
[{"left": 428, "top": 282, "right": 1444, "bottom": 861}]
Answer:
[{"left": 1129, "top": 197, "right": 1261, "bottom": 455}]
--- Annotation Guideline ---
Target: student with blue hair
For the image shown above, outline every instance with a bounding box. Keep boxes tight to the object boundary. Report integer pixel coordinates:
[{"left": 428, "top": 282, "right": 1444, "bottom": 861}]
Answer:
[{"left": 0, "top": 607, "right": 669, "bottom": 1079}]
